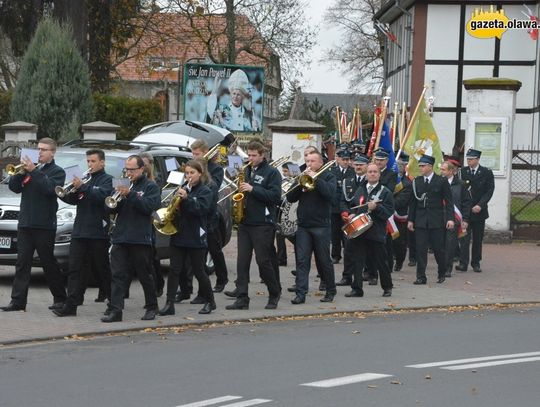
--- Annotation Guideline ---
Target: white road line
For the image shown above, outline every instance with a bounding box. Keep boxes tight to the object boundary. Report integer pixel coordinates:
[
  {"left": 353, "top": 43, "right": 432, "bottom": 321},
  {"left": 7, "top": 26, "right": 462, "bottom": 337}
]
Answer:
[
  {"left": 175, "top": 395, "right": 243, "bottom": 407},
  {"left": 406, "top": 351, "right": 540, "bottom": 368},
  {"left": 441, "top": 356, "right": 540, "bottom": 370},
  {"left": 220, "top": 399, "right": 272, "bottom": 407},
  {"left": 300, "top": 373, "right": 393, "bottom": 388}
]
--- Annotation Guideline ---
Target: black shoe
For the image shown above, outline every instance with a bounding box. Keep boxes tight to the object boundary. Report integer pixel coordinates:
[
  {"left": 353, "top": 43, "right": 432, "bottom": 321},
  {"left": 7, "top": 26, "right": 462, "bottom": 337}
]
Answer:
[
  {"left": 94, "top": 295, "right": 107, "bottom": 303},
  {"left": 437, "top": 276, "right": 446, "bottom": 284},
  {"left": 413, "top": 278, "right": 427, "bottom": 285},
  {"left": 103, "top": 305, "right": 113, "bottom": 316},
  {"left": 291, "top": 295, "right": 305, "bottom": 304},
  {"left": 225, "top": 298, "right": 249, "bottom": 310},
  {"left": 199, "top": 301, "right": 216, "bottom": 314},
  {"left": 382, "top": 289, "right": 392, "bottom": 297},
  {"left": 213, "top": 283, "right": 227, "bottom": 293},
  {"left": 48, "top": 302, "right": 64, "bottom": 310},
  {"left": 53, "top": 304, "right": 77, "bottom": 317},
  {"left": 318, "top": 282, "right": 327, "bottom": 291},
  {"left": 368, "top": 278, "right": 378, "bottom": 286},
  {"left": 265, "top": 294, "right": 280, "bottom": 309},
  {"left": 278, "top": 261, "right": 287, "bottom": 266},
  {"left": 174, "top": 291, "right": 191, "bottom": 303},
  {"left": 101, "top": 310, "right": 122, "bottom": 322},
  {"left": 455, "top": 264, "right": 468, "bottom": 272},
  {"left": 291, "top": 269, "right": 297, "bottom": 276},
  {"left": 159, "top": 301, "right": 175, "bottom": 316},
  {"left": 445, "top": 270, "right": 452, "bottom": 277},
  {"left": 287, "top": 285, "right": 296, "bottom": 293},
  {"left": 141, "top": 308, "right": 157, "bottom": 320},
  {"left": 320, "top": 294, "right": 334, "bottom": 303},
  {"left": 336, "top": 278, "right": 352, "bottom": 286},
  {"left": 362, "top": 272, "right": 370, "bottom": 281},
  {"left": 1, "top": 302, "right": 26, "bottom": 312},
  {"left": 473, "top": 266, "right": 482, "bottom": 273},
  {"left": 345, "top": 289, "right": 364, "bottom": 297},
  {"left": 224, "top": 288, "right": 239, "bottom": 298},
  {"left": 393, "top": 264, "right": 403, "bottom": 272},
  {"left": 332, "top": 257, "right": 341, "bottom": 264},
  {"left": 190, "top": 296, "right": 205, "bottom": 305},
  {"left": 408, "top": 260, "right": 417, "bottom": 267}
]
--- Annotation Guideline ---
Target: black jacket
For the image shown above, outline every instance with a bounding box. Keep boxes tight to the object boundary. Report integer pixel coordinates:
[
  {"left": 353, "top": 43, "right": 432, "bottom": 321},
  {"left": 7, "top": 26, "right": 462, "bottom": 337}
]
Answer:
[
  {"left": 330, "top": 164, "right": 354, "bottom": 213},
  {"left": 448, "top": 176, "right": 472, "bottom": 224},
  {"left": 339, "top": 174, "right": 366, "bottom": 213},
  {"left": 107, "top": 175, "right": 161, "bottom": 245},
  {"left": 207, "top": 161, "right": 224, "bottom": 231},
  {"left": 408, "top": 174, "right": 454, "bottom": 229},
  {"left": 393, "top": 176, "right": 412, "bottom": 220},
  {"left": 170, "top": 182, "right": 213, "bottom": 249},
  {"left": 8, "top": 160, "right": 66, "bottom": 230},
  {"left": 344, "top": 182, "right": 394, "bottom": 243},
  {"left": 287, "top": 170, "right": 336, "bottom": 228},
  {"left": 242, "top": 159, "right": 282, "bottom": 226},
  {"left": 380, "top": 167, "right": 398, "bottom": 193},
  {"left": 61, "top": 169, "right": 113, "bottom": 239},
  {"left": 459, "top": 165, "right": 494, "bottom": 221}
]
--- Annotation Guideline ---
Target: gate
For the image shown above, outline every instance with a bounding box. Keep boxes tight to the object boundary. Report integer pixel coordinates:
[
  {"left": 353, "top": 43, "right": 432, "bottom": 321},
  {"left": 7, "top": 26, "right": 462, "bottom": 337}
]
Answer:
[{"left": 511, "top": 150, "right": 540, "bottom": 240}]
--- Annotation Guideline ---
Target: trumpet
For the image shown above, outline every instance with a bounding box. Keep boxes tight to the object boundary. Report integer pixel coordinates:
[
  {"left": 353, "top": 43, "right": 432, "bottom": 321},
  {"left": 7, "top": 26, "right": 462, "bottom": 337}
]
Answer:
[
  {"left": 55, "top": 169, "right": 91, "bottom": 198},
  {"left": 105, "top": 182, "right": 133, "bottom": 209},
  {"left": 6, "top": 163, "right": 26, "bottom": 176}
]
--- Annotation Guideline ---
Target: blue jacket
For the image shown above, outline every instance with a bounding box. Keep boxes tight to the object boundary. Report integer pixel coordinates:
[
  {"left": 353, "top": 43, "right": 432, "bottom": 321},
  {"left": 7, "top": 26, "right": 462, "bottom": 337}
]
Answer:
[
  {"left": 170, "top": 182, "right": 213, "bottom": 248},
  {"left": 61, "top": 169, "right": 113, "bottom": 240},
  {"left": 8, "top": 160, "right": 66, "bottom": 230},
  {"left": 107, "top": 175, "right": 161, "bottom": 245}
]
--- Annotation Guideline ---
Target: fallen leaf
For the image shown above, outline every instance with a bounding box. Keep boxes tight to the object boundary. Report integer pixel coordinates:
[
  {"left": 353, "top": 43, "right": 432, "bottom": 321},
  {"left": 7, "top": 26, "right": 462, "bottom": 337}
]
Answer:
[
  {"left": 390, "top": 380, "right": 402, "bottom": 385},
  {"left": 425, "top": 374, "right": 432, "bottom": 380},
  {"left": 465, "top": 281, "right": 473, "bottom": 285},
  {"left": 185, "top": 317, "right": 195, "bottom": 321},
  {"left": 367, "top": 385, "right": 378, "bottom": 389},
  {"left": 351, "top": 330, "right": 361, "bottom": 334}
]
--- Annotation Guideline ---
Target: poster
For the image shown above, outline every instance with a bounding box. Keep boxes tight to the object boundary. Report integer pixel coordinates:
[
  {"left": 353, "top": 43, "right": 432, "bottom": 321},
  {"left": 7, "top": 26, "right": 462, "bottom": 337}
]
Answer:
[{"left": 468, "top": 117, "right": 508, "bottom": 177}]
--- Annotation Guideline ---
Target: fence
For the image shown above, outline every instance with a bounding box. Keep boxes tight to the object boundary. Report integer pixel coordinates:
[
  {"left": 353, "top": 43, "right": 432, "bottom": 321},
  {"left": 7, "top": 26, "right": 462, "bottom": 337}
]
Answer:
[{"left": 511, "top": 150, "right": 540, "bottom": 240}]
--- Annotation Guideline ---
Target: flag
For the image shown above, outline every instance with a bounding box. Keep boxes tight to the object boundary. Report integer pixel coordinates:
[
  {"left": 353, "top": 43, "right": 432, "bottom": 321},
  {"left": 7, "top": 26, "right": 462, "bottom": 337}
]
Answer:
[
  {"left": 522, "top": 6, "right": 539, "bottom": 40},
  {"left": 386, "top": 217, "right": 400, "bottom": 240},
  {"left": 378, "top": 119, "right": 399, "bottom": 174},
  {"left": 374, "top": 20, "right": 401, "bottom": 48},
  {"left": 340, "top": 111, "right": 349, "bottom": 141},
  {"left": 454, "top": 205, "right": 467, "bottom": 238},
  {"left": 367, "top": 106, "right": 382, "bottom": 157},
  {"left": 402, "top": 97, "right": 443, "bottom": 178}
]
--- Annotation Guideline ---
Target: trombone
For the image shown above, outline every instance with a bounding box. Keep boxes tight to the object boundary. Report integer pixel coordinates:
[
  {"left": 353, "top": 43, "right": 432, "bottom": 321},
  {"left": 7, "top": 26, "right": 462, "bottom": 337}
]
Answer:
[
  {"left": 203, "top": 143, "right": 222, "bottom": 161},
  {"left": 270, "top": 155, "right": 291, "bottom": 169},
  {"left": 105, "top": 182, "right": 133, "bottom": 209},
  {"left": 283, "top": 160, "right": 336, "bottom": 196},
  {"left": 55, "top": 169, "right": 91, "bottom": 198}
]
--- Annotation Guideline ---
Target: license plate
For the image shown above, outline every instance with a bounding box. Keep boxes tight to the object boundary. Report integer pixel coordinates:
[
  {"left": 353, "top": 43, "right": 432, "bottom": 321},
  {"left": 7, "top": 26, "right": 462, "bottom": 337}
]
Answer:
[{"left": 0, "top": 237, "right": 11, "bottom": 249}]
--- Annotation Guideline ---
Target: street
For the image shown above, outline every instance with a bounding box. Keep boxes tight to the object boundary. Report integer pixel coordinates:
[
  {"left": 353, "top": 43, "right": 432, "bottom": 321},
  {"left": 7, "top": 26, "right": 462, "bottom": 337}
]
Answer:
[{"left": 1, "top": 306, "right": 539, "bottom": 407}]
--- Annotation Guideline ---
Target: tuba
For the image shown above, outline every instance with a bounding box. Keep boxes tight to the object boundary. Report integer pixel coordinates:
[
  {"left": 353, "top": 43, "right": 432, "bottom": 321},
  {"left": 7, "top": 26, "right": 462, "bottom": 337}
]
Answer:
[{"left": 153, "top": 181, "right": 189, "bottom": 235}]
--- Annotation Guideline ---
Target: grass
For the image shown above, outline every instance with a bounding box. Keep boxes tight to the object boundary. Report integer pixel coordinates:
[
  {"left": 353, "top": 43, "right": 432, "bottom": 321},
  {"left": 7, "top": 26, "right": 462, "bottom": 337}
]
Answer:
[{"left": 511, "top": 195, "right": 540, "bottom": 222}]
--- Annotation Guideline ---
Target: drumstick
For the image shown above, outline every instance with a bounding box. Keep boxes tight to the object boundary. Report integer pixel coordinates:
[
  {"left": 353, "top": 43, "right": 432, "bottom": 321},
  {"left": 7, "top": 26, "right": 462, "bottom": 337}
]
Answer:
[{"left": 349, "top": 199, "right": 382, "bottom": 210}]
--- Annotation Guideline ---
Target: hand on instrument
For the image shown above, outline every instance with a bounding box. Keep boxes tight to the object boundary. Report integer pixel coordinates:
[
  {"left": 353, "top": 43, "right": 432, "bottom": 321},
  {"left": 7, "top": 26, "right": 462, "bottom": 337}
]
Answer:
[
  {"left": 239, "top": 182, "right": 253, "bottom": 193},
  {"left": 367, "top": 200, "right": 378, "bottom": 212},
  {"left": 407, "top": 221, "right": 415, "bottom": 232},
  {"left": 116, "top": 185, "right": 131, "bottom": 196},
  {"left": 22, "top": 156, "right": 36, "bottom": 172},
  {"left": 304, "top": 169, "right": 316, "bottom": 178},
  {"left": 177, "top": 188, "right": 188, "bottom": 199},
  {"left": 72, "top": 176, "right": 83, "bottom": 189},
  {"left": 341, "top": 211, "right": 350, "bottom": 222}
]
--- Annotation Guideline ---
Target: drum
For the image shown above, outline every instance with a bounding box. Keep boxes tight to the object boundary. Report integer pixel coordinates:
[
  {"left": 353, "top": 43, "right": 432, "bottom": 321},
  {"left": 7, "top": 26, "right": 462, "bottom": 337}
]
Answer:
[
  {"left": 277, "top": 200, "right": 298, "bottom": 237},
  {"left": 342, "top": 213, "right": 373, "bottom": 239}
]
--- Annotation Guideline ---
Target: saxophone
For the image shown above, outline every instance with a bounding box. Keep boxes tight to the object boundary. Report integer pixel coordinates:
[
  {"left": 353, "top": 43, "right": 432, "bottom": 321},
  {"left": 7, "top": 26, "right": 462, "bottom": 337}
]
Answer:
[
  {"left": 232, "top": 166, "right": 247, "bottom": 225},
  {"left": 153, "top": 181, "right": 189, "bottom": 235}
]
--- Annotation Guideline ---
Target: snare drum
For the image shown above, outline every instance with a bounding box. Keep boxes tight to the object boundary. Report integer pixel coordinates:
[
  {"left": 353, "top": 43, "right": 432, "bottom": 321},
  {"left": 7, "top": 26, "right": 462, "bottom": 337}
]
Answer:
[{"left": 342, "top": 213, "right": 373, "bottom": 239}]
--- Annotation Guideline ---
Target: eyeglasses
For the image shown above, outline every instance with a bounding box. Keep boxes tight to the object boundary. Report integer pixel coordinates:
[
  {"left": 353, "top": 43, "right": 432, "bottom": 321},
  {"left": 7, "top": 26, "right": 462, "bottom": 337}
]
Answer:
[
  {"left": 124, "top": 167, "right": 142, "bottom": 172},
  {"left": 38, "top": 148, "right": 52, "bottom": 152}
]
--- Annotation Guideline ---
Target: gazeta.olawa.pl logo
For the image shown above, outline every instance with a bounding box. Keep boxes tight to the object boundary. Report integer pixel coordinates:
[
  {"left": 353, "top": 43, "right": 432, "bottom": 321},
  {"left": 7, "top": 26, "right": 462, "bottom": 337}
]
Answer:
[{"left": 466, "top": 5, "right": 539, "bottom": 39}]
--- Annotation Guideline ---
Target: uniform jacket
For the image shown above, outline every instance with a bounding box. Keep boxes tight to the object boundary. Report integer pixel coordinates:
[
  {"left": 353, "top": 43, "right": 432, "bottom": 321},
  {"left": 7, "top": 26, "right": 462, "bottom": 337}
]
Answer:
[
  {"left": 287, "top": 170, "right": 337, "bottom": 228},
  {"left": 329, "top": 164, "right": 355, "bottom": 213},
  {"left": 8, "top": 160, "right": 66, "bottom": 230},
  {"left": 408, "top": 173, "right": 454, "bottom": 229},
  {"left": 243, "top": 159, "right": 282, "bottom": 226},
  {"left": 61, "top": 169, "right": 113, "bottom": 239},
  {"left": 170, "top": 181, "right": 213, "bottom": 249},
  {"left": 448, "top": 176, "right": 472, "bottom": 224},
  {"left": 107, "top": 175, "right": 160, "bottom": 245},
  {"left": 459, "top": 165, "right": 494, "bottom": 221},
  {"left": 393, "top": 176, "right": 412, "bottom": 221},
  {"left": 380, "top": 167, "right": 398, "bottom": 193},
  {"left": 207, "top": 160, "right": 224, "bottom": 231},
  {"left": 339, "top": 174, "right": 366, "bottom": 213}
]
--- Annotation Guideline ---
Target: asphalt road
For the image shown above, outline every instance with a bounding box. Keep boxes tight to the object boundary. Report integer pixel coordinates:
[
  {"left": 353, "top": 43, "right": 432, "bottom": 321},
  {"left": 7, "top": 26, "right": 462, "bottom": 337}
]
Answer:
[{"left": 1, "top": 306, "right": 539, "bottom": 407}]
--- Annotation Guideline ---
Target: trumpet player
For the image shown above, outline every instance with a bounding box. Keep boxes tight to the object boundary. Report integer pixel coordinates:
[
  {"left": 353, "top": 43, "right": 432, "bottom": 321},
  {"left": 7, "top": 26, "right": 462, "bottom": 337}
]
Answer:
[
  {"left": 102, "top": 155, "right": 161, "bottom": 322},
  {"left": 159, "top": 159, "right": 216, "bottom": 316},
  {"left": 226, "top": 140, "right": 282, "bottom": 311},
  {"left": 53, "top": 149, "right": 113, "bottom": 317},
  {"left": 2, "top": 138, "right": 67, "bottom": 312}
]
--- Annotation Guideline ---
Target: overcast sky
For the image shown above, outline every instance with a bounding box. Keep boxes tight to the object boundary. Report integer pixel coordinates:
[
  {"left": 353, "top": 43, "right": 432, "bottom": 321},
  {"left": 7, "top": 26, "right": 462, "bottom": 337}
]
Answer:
[{"left": 300, "top": 0, "right": 351, "bottom": 94}]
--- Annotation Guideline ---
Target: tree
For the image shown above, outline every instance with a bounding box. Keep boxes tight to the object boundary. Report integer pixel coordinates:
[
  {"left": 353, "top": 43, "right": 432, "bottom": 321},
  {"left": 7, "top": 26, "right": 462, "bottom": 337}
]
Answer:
[
  {"left": 324, "top": 0, "right": 385, "bottom": 92},
  {"left": 10, "top": 19, "right": 94, "bottom": 140},
  {"left": 304, "top": 98, "right": 334, "bottom": 134}
]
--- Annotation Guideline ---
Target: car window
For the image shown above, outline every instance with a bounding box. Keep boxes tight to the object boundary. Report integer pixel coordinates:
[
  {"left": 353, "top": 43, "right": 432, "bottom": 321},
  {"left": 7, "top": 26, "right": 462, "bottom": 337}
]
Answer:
[{"left": 55, "top": 152, "right": 127, "bottom": 179}]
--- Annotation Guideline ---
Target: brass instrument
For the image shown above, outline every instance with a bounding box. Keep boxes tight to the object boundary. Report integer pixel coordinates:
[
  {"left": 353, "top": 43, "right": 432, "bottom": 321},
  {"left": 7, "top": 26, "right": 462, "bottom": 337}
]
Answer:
[
  {"left": 153, "top": 181, "right": 189, "bottom": 235},
  {"left": 55, "top": 169, "right": 91, "bottom": 198},
  {"left": 285, "top": 160, "right": 336, "bottom": 195},
  {"left": 105, "top": 182, "right": 133, "bottom": 209},
  {"left": 270, "top": 155, "right": 291, "bottom": 169},
  {"left": 6, "top": 163, "right": 26, "bottom": 176},
  {"left": 203, "top": 143, "right": 221, "bottom": 161},
  {"left": 217, "top": 162, "right": 250, "bottom": 203},
  {"left": 232, "top": 164, "right": 249, "bottom": 224}
]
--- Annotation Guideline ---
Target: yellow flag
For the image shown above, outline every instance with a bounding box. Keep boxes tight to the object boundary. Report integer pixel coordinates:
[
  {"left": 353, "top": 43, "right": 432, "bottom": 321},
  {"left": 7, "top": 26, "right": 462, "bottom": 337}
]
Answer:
[{"left": 403, "top": 98, "right": 443, "bottom": 178}]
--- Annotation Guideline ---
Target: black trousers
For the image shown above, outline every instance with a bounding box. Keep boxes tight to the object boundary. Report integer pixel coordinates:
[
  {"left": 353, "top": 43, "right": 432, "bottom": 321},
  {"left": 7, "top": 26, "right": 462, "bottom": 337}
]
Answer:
[
  {"left": 393, "top": 221, "right": 409, "bottom": 268},
  {"left": 236, "top": 224, "right": 281, "bottom": 299},
  {"left": 350, "top": 237, "right": 393, "bottom": 292},
  {"left": 415, "top": 227, "right": 446, "bottom": 280},
  {"left": 459, "top": 219, "right": 485, "bottom": 268},
  {"left": 276, "top": 233, "right": 288, "bottom": 264},
  {"left": 126, "top": 244, "right": 164, "bottom": 296},
  {"left": 408, "top": 229, "right": 417, "bottom": 261},
  {"left": 330, "top": 213, "right": 345, "bottom": 260},
  {"left": 65, "top": 238, "right": 110, "bottom": 307},
  {"left": 342, "top": 238, "right": 353, "bottom": 280},
  {"left": 385, "top": 233, "right": 394, "bottom": 272},
  {"left": 110, "top": 244, "right": 157, "bottom": 312},
  {"left": 208, "top": 229, "right": 228, "bottom": 286},
  {"left": 11, "top": 228, "right": 66, "bottom": 306},
  {"left": 168, "top": 246, "right": 214, "bottom": 303},
  {"left": 445, "top": 228, "right": 458, "bottom": 272}
]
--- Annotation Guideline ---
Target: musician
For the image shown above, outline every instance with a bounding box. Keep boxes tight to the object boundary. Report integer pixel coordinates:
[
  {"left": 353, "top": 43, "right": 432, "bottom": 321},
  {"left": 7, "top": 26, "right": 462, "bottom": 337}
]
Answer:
[
  {"left": 159, "top": 159, "right": 216, "bottom": 315},
  {"left": 391, "top": 159, "right": 413, "bottom": 272},
  {"left": 286, "top": 151, "right": 337, "bottom": 304},
  {"left": 102, "top": 155, "right": 161, "bottom": 322},
  {"left": 456, "top": 148, "right": 494, "bottom": 273},
  {"left": 341, "top": 163, "right": 394, "bottom": 297},
  {"left": 407, "top": 154, "right": 454, "bottom": 284},
  {"left": 329, "top": 149, "right": 354, "bottom": 264},
  {"left": 53, "top": 149, "right": 113, "bottom": 317},
  {"left": 440, "top": 160, "right": 471, "bottom": 277},
  {"left": 190, "top": 140, "right": 229, "bottom": 294},
  {"left": 226, "top": 140, "right": 282, "bottom": 310},
  {"left": 2, "top": 138, "right": 67, "bottom": 312},
  {"left": 276, "top": 162, "right": 294, "bottom": 266},
  {"left": 337, "top": 153, "right": 369, "bottom": 286}
]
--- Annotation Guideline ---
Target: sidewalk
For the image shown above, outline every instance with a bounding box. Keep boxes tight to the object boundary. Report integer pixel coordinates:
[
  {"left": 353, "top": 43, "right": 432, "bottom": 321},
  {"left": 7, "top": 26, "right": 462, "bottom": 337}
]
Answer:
[{"left": 0, "top": 242, "right": 538, "bottom": 345}]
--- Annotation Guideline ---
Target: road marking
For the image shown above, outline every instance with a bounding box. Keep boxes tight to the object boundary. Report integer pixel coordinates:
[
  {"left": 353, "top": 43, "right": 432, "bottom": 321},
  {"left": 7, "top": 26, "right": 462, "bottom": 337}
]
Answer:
[
  {"left": 175, "top": 395, "right": 242, "bottom": 407},
  {"left": 406, "top": 351, "right": 540, "bottom": 368},
  {"left": 300, "top": 373, "right": 393, "bottom": 388},
  {"left": 220, "top": 399, "right": 272, "bottom": 407},
  {"left": 441, "top": 356, "right": 540, "bottom": 370}
]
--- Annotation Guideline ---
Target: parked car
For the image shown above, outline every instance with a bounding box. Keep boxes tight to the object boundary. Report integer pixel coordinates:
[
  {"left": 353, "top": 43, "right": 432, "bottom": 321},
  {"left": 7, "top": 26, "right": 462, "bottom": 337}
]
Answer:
[{"left": 0, "top": 139, "right": 233, "bottom": 271}]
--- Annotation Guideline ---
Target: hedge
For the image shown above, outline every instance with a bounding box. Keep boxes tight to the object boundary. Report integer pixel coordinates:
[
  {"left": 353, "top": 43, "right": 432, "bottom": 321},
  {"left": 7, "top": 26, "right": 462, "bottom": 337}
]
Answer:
[{"left": 0, "top": 91, "right": 12, "bottom": 130}]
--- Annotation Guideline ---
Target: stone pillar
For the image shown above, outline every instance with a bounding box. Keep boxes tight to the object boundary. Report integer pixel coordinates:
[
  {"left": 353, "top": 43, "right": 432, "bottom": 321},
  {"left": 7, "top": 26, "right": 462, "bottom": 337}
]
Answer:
[
  {"left": 1, "top": 121, "right": 38, "bottom": 142},
  {"left": 463, "top": 78, "right": 521, "bottom": 237},
  {"left": 81, "top": 121, "right": 120, "bottom": 140}
]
